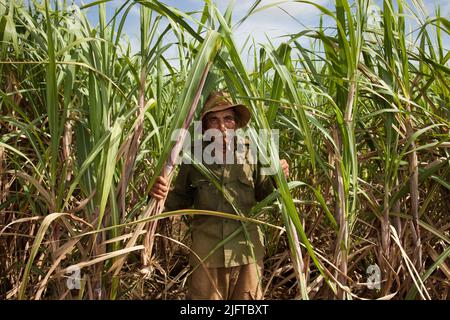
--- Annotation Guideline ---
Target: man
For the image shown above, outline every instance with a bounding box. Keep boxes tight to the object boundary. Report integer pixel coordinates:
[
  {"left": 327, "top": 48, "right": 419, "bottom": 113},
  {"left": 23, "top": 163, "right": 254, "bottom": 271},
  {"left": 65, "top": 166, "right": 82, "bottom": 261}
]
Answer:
[{"left": 150, "top": 91, "right": 289, "bottom": 300}]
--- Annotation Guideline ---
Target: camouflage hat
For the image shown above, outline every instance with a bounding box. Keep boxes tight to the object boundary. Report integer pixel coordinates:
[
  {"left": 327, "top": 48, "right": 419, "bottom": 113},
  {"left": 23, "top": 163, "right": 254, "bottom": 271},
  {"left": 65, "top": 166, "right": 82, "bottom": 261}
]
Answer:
[{"left": 201, "top": 91, "right": 251, "bottom": 128}]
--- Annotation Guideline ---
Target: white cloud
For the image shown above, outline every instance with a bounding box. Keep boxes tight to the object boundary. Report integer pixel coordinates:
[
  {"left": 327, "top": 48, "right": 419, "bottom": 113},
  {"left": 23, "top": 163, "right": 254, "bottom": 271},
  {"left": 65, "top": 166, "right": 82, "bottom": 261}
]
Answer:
[
  {"left": 423, "top": 0, "right": 450, "bottom": 16},
  {"left": 116, "top": 0, "right": 334, "bottom": 66},
  {"left": 254, "top": 0, "right": 329, "bottom": 16},
  {"left": 231, "top": 1, "right": 332, "bottom": 49}
]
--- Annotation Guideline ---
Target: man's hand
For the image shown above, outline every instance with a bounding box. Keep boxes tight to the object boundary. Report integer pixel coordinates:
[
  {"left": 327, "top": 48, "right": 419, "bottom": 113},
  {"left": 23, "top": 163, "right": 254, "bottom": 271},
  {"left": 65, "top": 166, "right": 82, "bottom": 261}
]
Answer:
[
  {"left": 280, "top": 159, "right": 289, "bottom": 178},
  {"left": 150, "top": 176, "right": 169, "bottom": 200}
]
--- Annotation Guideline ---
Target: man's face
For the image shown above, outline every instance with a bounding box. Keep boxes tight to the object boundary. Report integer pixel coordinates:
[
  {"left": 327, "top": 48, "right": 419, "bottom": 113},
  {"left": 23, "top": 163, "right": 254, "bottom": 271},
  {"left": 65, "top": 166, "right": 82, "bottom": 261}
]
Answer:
[
  {"left": 205, "top": 108, "right": 237, "bottom": 131},
  {"left": 205, "top": 108, "right": 237, "bottom": 155}
]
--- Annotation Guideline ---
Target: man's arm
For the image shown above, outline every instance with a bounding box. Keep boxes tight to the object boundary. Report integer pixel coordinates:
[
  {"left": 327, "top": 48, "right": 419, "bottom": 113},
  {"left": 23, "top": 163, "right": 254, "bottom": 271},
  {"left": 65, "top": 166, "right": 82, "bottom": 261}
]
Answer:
[
  {"left": 254, "top": 164, "right": 275, "bottom": 202},
  {"left": 254, "top": 159, "right": 289, "bottom": 202},
  {"left": 149, "top": 163, "right": 194, "bottom": 211}
]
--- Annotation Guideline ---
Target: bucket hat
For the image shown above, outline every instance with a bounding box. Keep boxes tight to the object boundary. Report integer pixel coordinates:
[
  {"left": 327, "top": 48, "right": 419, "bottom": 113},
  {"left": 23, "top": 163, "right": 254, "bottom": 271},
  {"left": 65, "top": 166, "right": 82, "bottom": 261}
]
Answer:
[{"left": 201, "top": 91, "right": 251, "bottom": 128}]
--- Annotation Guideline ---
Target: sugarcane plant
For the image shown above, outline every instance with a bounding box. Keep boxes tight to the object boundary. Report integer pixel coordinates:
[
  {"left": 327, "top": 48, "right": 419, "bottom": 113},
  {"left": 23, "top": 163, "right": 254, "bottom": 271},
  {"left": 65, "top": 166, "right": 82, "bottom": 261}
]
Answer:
[{"left": 0, "top": 0, "right": 449, "bottom": 300}]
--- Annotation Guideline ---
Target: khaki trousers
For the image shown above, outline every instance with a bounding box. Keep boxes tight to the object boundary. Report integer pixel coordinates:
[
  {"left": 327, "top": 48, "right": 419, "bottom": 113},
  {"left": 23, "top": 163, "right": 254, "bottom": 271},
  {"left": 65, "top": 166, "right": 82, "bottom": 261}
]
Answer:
[{"left": 188, "top": 260, "right": 264, "bottom": 300}]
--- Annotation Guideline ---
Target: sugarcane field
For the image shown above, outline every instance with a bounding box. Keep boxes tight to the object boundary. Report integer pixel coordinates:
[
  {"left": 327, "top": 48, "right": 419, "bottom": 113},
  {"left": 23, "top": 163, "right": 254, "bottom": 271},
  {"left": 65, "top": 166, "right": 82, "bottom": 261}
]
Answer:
[{"left": 1, "top": 0, "right": 449, "bottom": 301}]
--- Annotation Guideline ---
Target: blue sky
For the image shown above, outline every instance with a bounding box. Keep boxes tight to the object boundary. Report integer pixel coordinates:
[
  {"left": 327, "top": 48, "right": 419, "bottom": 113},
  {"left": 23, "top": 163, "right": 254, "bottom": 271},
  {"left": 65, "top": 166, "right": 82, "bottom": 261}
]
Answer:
[{"left": 75, "top": 0, "right": 449, "bottom": 63}]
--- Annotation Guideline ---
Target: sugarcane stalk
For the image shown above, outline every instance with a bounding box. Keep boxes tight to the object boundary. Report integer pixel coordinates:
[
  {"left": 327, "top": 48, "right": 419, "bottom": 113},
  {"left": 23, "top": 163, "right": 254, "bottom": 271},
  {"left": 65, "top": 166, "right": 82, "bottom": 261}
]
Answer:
[
  {"left": 108, "top": 31, "right": 222, "bottom": 276},
  {"left": 142, "top": 62, "right": 212, "bottom": 266}
]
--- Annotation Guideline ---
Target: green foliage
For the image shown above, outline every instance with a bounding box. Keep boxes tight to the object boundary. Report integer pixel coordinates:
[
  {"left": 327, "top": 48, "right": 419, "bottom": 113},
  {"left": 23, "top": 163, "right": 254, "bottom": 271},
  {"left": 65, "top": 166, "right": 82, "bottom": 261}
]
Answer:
[{"left": 0, "top": 0, "right": 448, "bottom": 300}]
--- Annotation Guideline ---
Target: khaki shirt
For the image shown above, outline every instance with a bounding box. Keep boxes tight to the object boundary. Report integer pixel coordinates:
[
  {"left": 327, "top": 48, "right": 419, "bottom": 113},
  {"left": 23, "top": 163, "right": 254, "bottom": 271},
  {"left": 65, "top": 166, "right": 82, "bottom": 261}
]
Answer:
[{"left": 164, "top": 159, "right": 274, "bottom": 268}]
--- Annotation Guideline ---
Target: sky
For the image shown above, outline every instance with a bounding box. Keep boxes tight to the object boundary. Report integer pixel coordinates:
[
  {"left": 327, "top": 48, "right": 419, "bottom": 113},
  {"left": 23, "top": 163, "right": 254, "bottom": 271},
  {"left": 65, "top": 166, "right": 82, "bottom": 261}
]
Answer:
[{"left": 74, "top": 0, "right": 449, "bottom": 64}]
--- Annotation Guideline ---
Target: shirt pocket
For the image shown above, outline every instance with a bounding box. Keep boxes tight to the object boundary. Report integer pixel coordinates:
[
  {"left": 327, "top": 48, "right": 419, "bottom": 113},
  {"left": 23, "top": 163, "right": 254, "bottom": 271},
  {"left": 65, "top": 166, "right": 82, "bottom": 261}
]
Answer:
[
  {"left": 232, "top": 168, "right": 256, "bottom": 210},
  {"left": 238, "top": 173, "right": 254, "bottom": 188},
  {"left": 191, "top": 179, "right": 217, "bottom": 211}
]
